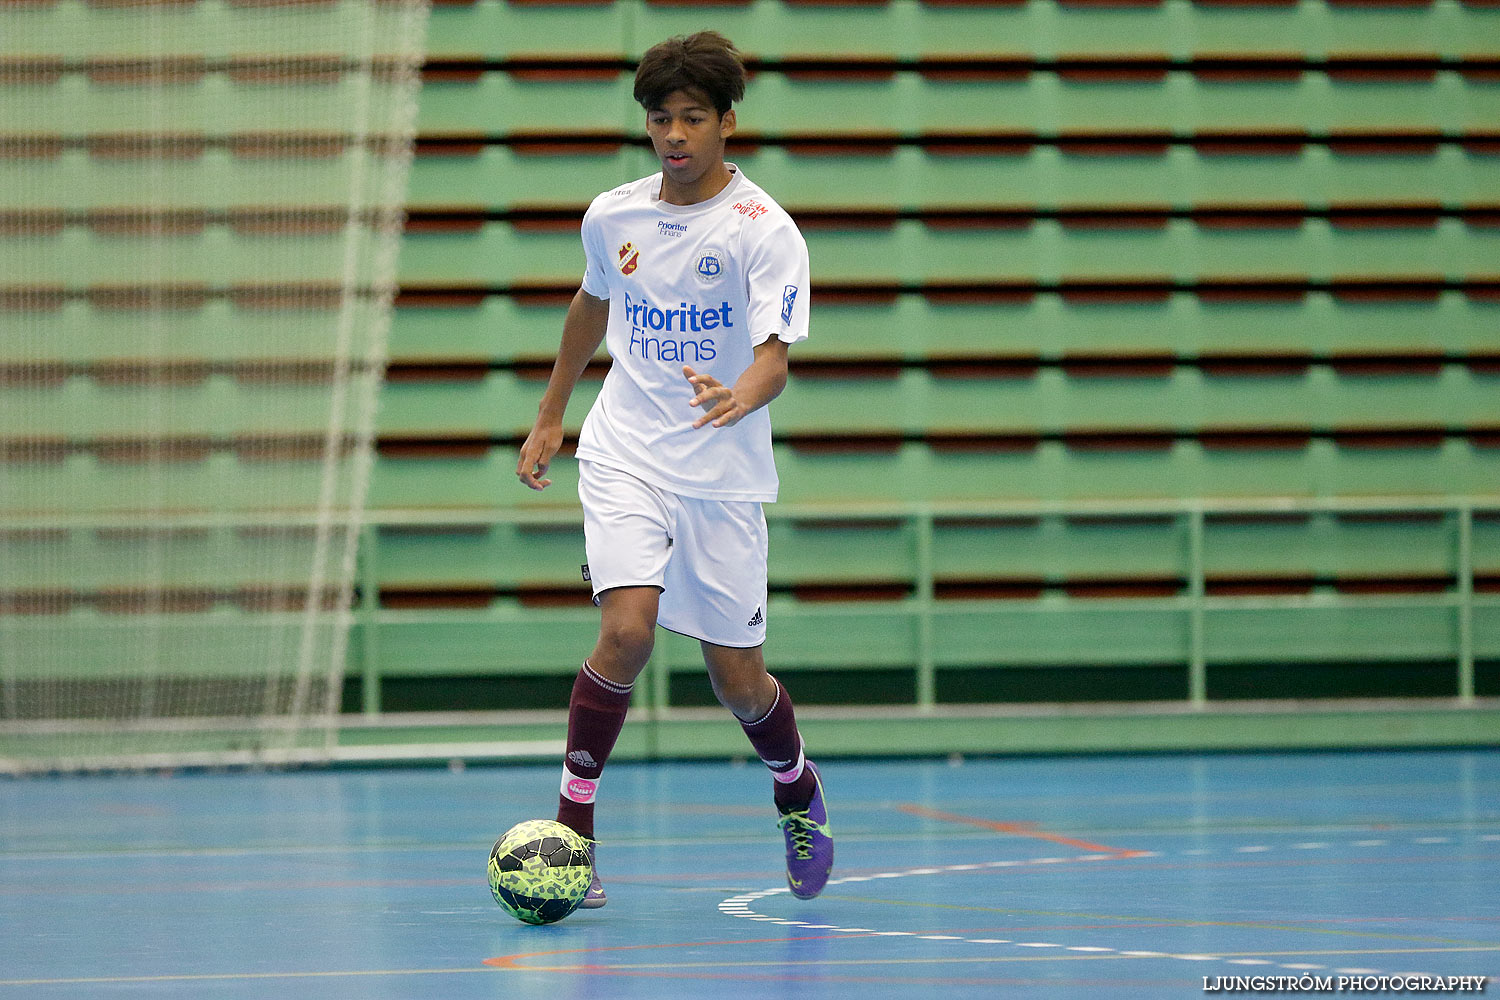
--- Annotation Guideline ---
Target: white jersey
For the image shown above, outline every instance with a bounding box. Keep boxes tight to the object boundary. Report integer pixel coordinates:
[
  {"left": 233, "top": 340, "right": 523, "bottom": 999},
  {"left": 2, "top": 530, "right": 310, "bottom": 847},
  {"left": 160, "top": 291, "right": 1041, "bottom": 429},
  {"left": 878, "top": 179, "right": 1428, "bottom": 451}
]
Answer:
[{"left": 572, "top": 166, "right": 810, "bottom": 503}]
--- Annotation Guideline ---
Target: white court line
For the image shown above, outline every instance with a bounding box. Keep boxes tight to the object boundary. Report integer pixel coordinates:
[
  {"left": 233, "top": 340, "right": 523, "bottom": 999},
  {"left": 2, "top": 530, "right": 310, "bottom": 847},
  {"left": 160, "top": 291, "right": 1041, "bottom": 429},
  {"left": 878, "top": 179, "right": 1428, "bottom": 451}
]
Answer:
[{"left": 714, "top": 832, "right": 1500, "bottom": 977}]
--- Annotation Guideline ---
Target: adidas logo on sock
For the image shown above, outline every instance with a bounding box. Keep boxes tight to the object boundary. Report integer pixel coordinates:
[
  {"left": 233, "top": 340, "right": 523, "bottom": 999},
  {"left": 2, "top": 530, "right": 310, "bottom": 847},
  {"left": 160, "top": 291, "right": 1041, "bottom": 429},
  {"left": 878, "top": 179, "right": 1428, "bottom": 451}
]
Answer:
[
  {"left": 747, "top": 607, "right": 764, "bottom": 627},
  {"left": 567, "top": 749, "right": 598, "bottom": 769}
]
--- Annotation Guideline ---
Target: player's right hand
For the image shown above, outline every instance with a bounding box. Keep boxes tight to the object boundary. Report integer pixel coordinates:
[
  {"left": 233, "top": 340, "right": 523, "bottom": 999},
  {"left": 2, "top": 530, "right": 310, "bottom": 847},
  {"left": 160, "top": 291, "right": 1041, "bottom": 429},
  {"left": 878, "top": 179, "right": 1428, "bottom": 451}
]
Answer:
[{"left": 516, "top": 421, "right": 563, "bottom": 491}]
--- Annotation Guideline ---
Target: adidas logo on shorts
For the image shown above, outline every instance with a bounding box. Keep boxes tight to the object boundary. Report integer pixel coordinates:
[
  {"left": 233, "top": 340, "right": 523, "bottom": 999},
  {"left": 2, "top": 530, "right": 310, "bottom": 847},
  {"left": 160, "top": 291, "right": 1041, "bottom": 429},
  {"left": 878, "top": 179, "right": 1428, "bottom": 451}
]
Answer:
[{"left": 747, "top": 607, "right": 764, "bottom": 628}]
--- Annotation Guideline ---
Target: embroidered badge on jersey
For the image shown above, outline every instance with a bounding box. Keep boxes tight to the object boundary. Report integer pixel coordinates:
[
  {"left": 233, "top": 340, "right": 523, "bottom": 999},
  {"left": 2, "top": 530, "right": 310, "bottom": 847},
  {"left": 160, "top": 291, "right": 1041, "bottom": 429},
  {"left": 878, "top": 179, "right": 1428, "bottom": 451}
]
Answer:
[
  {"left": 781, "top": 285, "right": 798, "bottom": 325},
  {"left": 694, "top": 250, "right": 724, "bottom": 283},
  {"left": 617, "top": 241, "right": 640, "bottom": 275}
]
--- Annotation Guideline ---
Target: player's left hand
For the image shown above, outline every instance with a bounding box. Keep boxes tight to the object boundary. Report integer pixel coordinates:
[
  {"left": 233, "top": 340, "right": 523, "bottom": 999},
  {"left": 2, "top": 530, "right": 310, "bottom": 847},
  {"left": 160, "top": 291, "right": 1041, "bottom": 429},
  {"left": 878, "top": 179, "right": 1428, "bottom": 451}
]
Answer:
[{"left": 684, "top": 366, "right": 747, "bottom": 429}]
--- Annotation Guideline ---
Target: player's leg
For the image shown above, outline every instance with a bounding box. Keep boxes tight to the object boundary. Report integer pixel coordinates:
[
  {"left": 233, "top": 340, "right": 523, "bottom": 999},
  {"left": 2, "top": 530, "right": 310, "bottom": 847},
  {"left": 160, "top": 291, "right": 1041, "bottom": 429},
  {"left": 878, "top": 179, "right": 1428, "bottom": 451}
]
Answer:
[
  {"left": 558, "top": 585, "right": 658, "bottom": 841},
  {"left": 703, "top": 641, "right": 833, "bottom": 899},
  {"left": 563, "top": 461, "right": 676, "bottom": 907},
  {"left": 556, "top": 586, "right": 657, "bottom": 909},
  {"left": 701, "top": 642, "right": 810, "bottom": 805}
]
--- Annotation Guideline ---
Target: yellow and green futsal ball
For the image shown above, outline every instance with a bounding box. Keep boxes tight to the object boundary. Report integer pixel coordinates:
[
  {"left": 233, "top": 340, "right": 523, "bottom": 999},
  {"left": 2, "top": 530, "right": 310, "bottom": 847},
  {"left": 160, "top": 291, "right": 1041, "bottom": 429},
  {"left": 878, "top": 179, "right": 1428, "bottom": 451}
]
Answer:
[{"left": 487, "top": 819, "right": 593, "bottom": 924}]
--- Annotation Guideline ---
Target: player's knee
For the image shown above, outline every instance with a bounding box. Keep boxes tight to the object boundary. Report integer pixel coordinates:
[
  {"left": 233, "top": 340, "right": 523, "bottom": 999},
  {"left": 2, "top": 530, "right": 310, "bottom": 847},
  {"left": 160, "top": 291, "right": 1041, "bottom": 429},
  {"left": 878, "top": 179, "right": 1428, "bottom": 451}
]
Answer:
[
  {"left": 595, "top": 618, "right": 655, "bottom": 673},
  {"left": 712, "top": 672, "right": 771, "bottom": 721}
]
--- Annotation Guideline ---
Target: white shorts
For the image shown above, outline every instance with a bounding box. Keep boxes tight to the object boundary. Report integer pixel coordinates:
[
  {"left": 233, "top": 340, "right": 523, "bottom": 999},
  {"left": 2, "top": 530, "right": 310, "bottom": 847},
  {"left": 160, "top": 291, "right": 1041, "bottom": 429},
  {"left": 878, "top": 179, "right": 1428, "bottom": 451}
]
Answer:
[{"left": 578, "top": 460, "right": 769, "bottom": 648}]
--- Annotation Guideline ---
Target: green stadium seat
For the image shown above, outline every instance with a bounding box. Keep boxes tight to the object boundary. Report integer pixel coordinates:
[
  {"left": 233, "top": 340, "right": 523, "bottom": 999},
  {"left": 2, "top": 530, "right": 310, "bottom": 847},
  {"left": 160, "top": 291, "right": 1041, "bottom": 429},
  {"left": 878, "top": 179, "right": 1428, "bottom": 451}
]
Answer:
[
  {"left": 378, "top": 371, "right": 603, "bottom": 436},
  {"left": 371, "top": 604, "right": 600, "bottom": 676},
  {"left": 768, "top": 515, "right": 918, "bottom": 584},
  {"left": 932, "top": 512, "right": 1186, "bottom": 580},
  {"left": 416, "top": 73, "right": 634, "bottom": 133},
  {"left": 1203, "top": 602, "right": 1463, "bottom": 668},
  {"left": 370, "top": 446, "right": 575, "bottom": 509},
  {"left": 0, "top": 525, "right": 334, "bottom": 593},
  {"left": 375, "top": 521, "right": 588, "bottom": 589},
  {"left": 0, "top": 608, "right": 345, "bottom": 681},
  {"left": 1202, "top": 510, "right": 1455, "bottom": 583},
  {"left": 0, "top": 149, "right": 367, "bottom": 211},
  {"left": 26, "top": 229, "right": 349, "bottom": 286},
  {"left": 389, "top": 296, "right": 576, "bottom": 361},
  {"left": 638, "top": 3, "right": 913, "bottom": 59},
  {"left": 1311, "top": 291, "right": 1497, "bottom": 354},
  {"left": 3, "top": 374, "right": 301, "bottom": 439},
  {"left": 1324, "top": 3, "right": 1450, "bottom": 57},
  {"left": 408, "top": 144, "right": 647, "bottom": 209},
  {"left": 1, "top": 0, "right": 422, "bottom": 60},
  {"left": 425, "top": 2, "right": 630, "bottom": 60},
  {"left": 4, "top": 71, "right": 418, "bottom": 135},
  {"left": 1327, "top": 362, "right": 1488, "bottom": 427},
  {"left": 397, "top": 221, "right": 583, "bottom": 285},
  {"left": 933, "top": 602, "right": 1192, "bottom": 667},
  {"left": 737, "top": 73, "right": 1033, "bottom": 133},
  {"left": 726, "top": 146, "right": 911, "bottom": 212},
  {"left": 0, "top": 303, "right": 357, "bottom": 364},
  {"left": 982, "top": 145, "right": 1186, "bottom": 209}
]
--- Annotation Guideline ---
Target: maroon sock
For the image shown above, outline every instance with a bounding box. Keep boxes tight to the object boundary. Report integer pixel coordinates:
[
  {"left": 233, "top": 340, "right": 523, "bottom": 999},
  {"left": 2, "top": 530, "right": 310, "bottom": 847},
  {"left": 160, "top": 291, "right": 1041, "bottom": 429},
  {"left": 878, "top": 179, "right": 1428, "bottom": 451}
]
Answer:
[
  {"left": 739, "top": 677, "right": 817, "bottom": 811},
  {"left": 556, "top": 661, "right": 633, "bottom": 841}
]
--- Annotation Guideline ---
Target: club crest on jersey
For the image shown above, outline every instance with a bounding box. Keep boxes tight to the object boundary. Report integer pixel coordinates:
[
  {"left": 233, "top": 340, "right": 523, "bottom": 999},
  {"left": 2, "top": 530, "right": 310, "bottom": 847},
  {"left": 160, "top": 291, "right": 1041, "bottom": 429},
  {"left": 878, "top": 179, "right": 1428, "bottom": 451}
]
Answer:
[
  {"left": 694, "top": 250, "right": 723, "bottom": 283},
  {"left": 782, "top": 285, "right": 798, "bottom": 325},
  {"left": 617, "top": 241, "right": 640, "bottom": 276}
]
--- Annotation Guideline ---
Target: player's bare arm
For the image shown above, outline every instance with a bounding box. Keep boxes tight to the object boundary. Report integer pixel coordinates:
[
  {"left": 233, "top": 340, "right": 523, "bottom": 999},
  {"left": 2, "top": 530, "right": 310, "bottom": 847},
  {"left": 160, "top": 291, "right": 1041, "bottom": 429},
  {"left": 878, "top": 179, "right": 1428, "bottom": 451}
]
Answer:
[
  {"left": 684, "top": 337, "right": 790, "bottom": 429},
  {"left": 517, "top": 289, "right": 610, "bottom": 490}
]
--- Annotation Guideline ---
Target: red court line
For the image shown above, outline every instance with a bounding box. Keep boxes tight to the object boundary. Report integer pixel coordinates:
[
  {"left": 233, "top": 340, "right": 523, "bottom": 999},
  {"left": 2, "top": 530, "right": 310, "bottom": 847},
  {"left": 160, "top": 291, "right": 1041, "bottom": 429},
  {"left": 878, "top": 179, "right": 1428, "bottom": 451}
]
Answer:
[
  {"left": 487, "top": 939, "right": 1161, "bottom": 987},
  {"left": 896, "top": 804, "right": 1149, "bottom": 858}
]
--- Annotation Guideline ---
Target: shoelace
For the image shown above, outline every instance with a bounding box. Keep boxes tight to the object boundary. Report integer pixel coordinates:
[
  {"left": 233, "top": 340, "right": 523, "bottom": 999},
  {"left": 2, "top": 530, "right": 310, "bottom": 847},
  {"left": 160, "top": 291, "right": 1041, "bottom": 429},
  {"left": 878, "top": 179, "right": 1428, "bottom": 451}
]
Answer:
[{"left": 778, "top": 811, "right": 817, "bottom": 860}]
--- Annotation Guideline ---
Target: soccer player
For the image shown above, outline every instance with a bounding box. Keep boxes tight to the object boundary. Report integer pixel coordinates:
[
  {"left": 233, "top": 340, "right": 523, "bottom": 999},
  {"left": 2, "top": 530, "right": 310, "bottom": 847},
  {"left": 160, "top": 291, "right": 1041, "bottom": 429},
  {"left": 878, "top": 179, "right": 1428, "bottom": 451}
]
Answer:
[{"left": 515, "top": 31, "right": 832, "bottom": 908}]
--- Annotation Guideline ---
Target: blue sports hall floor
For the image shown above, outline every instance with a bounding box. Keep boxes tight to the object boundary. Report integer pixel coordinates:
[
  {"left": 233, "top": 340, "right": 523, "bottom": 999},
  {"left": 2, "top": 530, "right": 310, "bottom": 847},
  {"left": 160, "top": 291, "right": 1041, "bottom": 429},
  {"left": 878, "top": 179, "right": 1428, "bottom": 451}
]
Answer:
[{"left": 1, "top": 750, "right": 1496, "bottom": 999}]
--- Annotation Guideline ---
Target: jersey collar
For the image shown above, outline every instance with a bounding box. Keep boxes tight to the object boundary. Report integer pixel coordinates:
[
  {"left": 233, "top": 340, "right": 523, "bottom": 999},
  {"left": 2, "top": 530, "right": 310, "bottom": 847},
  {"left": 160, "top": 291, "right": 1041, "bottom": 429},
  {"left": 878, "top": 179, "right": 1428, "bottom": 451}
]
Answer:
[{"left": 654, "top": 164, "right": 745, "bottom": 215}]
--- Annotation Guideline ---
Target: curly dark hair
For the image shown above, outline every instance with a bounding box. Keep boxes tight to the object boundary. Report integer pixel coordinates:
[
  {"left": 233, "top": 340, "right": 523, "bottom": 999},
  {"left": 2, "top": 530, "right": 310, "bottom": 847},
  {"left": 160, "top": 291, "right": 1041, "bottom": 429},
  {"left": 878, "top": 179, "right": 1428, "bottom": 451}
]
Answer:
[{"left": 633, "top": 31, "right": 747, "bottom": 116}]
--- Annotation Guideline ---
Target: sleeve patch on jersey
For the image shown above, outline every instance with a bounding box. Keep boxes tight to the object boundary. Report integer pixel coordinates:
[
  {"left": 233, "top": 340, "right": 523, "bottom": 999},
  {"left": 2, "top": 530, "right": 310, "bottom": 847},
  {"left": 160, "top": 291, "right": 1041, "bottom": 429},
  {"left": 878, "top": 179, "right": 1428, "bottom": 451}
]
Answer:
[{"left": 781, "top": 285, "right": 798, "bottom": 325}]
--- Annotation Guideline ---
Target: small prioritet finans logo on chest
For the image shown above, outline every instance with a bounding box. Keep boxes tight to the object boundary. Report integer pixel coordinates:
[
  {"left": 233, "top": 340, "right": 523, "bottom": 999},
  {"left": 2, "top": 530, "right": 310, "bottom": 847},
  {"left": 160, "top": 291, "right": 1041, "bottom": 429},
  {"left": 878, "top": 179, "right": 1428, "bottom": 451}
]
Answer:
[
  {"left": 656, "top": 220, "right": 688, "bottom": 238},
  {"left": 617, "top": 241, "right": 640, "bottom": 275}
]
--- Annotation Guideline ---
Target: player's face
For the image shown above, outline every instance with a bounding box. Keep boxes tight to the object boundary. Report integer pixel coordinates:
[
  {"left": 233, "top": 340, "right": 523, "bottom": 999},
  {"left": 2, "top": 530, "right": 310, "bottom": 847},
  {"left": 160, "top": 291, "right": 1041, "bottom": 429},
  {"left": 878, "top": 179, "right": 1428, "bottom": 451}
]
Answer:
[{"left": 645, "top": 89, "right": 736, "bottom": 205}]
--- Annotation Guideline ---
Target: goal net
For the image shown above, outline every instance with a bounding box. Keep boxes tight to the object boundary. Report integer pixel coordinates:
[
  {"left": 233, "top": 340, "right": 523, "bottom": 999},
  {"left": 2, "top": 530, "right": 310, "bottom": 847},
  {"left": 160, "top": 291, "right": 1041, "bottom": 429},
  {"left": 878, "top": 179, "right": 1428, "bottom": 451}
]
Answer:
[{"left": 0, "top": 0, "right": 430, "bottom": 772}]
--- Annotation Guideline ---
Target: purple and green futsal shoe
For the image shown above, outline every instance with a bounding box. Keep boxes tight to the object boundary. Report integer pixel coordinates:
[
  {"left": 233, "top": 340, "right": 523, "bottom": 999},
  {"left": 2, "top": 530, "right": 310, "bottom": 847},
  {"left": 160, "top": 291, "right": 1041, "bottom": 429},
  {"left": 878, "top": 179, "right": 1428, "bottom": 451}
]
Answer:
[{"left": 777, "top": 761, "right": 833, "bottom": 899}]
